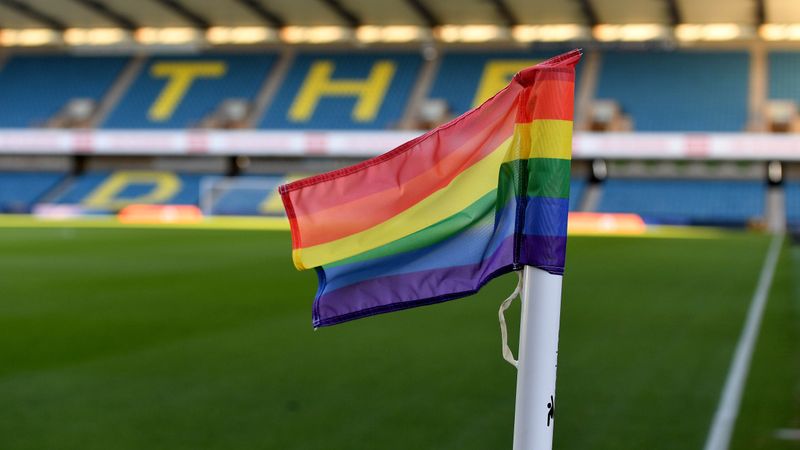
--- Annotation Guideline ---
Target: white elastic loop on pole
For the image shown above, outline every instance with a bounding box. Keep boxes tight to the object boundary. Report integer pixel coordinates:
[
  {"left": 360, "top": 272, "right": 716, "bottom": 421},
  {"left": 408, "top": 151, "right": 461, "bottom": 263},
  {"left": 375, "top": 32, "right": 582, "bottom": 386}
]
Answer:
[{"left": 499, "top": 270, "right": 523, "bottom": 369}]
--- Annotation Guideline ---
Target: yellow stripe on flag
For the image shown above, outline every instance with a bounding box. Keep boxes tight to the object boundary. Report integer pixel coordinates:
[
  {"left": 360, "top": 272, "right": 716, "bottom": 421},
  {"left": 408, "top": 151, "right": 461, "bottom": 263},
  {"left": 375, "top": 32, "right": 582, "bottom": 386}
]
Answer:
[
  {"left": 295, "top": 118, "right": 573, "bottom": 269},
  {"left": 505, "top": 120, "right": 572, "bottom": 161}
]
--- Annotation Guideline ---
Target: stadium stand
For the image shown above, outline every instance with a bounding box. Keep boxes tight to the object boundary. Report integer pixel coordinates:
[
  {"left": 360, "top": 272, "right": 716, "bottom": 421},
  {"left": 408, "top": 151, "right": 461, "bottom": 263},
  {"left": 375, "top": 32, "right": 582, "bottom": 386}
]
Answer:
[
  {"left": 259, "top": 52, "right": 422, "bottom": 129},
  {"left": 0, "top": 50, "right": 753, "bottom": 132},
  {"left": 0, "top": 48, "right": 789, "bottom": 227},
  {"left": 0, "top": 55, "right": 128, "bottom": 128},
  {"left": 595, "top": 50, "right": 750, "bottom": 131},
  {"left": 0, "top": 171, "right": 65, "bottom": 213},
  {"left": 596, "top": 179, "right": 765, "bottom": 225},
  {"left": 51, "top": 171, "right": 208, "bottom": 212},
  {"left": 102, "top": 54, "right": 277, "bottom": 129}
]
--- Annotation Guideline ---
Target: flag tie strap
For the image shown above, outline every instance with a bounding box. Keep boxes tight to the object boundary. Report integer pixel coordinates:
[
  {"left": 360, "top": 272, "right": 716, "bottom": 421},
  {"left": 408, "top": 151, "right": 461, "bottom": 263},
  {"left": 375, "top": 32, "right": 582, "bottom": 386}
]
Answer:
[{"left": 499, "top": 270, "right": 523, "bottom": 369}]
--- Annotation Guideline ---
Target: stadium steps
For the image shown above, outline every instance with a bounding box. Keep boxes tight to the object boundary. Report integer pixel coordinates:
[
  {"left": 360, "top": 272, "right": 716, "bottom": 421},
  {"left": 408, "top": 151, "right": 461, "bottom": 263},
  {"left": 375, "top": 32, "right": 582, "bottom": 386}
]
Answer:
[
  {"left": 747, "top": 44, "right": 768, "bottom": 130},
  {"left": 768, "top": 52, "right": 800, "bottom": 126},
  {"left": 246, "top": 49, "right": 296, "bottom": 129},
  {"left": 37, "top": 174, "right": 78, "bottom": 204},
  {"left": 90, "top": 55, "right": 147, "bottom": 128},
  {"left": 579, "top": 182, "right": 603, "bottom": 212},
  {"left": 398, "top": 52, "right": 441, "bottom": 129},
  {"left": 765, "top": 186, "right": 787, "bottom": 233}
]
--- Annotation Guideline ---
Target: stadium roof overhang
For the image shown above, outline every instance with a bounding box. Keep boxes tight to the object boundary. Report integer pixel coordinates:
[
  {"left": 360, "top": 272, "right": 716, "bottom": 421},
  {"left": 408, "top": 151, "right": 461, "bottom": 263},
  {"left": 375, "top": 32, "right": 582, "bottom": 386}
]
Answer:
[{"left": 1, "top": 0, "right": 800, "bottom": 48}]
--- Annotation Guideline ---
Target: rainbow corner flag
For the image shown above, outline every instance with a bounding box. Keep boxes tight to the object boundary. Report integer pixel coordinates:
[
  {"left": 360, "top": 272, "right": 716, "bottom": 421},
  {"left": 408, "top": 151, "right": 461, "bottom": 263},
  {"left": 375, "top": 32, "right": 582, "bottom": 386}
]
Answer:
[{"left": 280, "top": 49, "right": 581, "bottom": 327}]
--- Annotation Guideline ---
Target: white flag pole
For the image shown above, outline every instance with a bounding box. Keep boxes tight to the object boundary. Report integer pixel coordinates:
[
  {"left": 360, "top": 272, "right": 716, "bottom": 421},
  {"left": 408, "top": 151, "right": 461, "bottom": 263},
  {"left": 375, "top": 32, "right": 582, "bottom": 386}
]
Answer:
[{"left": 512, "top": 265, "right": 564, "bottom": 450}]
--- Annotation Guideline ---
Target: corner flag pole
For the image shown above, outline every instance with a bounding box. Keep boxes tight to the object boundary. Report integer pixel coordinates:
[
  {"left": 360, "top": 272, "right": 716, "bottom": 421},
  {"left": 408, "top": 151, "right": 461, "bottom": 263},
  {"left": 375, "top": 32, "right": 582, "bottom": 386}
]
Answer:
[{"left": 512, "top": 265, "right": 564, "bottom": 450}]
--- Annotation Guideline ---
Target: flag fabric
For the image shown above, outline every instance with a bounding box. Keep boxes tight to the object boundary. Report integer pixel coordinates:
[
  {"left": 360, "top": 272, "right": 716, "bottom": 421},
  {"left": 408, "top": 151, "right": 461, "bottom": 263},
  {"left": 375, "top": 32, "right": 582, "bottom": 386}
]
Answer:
[{"left": 280, "top": 49, "right": 580, "bottom": 327}]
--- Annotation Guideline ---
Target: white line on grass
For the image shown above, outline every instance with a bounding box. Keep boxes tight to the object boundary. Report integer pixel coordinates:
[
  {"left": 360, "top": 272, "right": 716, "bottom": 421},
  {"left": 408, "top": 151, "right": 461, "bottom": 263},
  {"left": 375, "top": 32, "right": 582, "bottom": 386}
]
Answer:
[{"left": 703, "top": 233, "right": 784, "bottom": 450}]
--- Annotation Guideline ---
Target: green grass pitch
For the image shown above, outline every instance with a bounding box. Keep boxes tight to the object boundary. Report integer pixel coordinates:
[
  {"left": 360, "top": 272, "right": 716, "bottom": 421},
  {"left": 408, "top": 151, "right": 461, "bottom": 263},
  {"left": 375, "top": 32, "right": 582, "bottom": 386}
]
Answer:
[{"left": 0, "top": 227, "right": 796, "bottom": 449}]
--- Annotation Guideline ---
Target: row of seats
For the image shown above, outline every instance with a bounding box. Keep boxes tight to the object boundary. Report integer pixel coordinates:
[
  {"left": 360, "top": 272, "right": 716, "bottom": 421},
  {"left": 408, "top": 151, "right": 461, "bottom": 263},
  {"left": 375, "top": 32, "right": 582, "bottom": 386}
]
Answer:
[
  {"left": 596, "top": 51, "right": 749, "bottom": 131},
  {"left": 596, "top": 179, "right": 766, "bottom": 225},
  {"left": 0, "top": 172, "right": 66, "bottom": 213},
  {"left": 0, "top": 170, "right": 587, "bottom": 217},
  {"left": 782, "top": 182, "right": 800, "bottom": 223},
  {"left": 1, "top": 49, "right": 783, "bottom": 131},
  {"left": 0, "top": 170, "right": 786, "bottom": 226}
]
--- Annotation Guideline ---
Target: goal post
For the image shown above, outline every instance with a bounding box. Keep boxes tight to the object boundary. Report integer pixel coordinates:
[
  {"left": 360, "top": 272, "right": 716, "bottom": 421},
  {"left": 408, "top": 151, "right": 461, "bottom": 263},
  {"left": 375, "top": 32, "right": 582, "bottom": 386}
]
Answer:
[{"left": 199, "top": 176, "right": 288, "bottom": 217}]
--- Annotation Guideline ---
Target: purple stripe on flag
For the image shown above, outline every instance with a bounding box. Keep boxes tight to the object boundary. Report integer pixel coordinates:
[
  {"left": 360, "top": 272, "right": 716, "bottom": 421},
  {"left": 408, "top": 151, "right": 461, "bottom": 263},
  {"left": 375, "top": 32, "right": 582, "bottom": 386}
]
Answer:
[
  {"left": 519, "top": 234, "right": 567, "bottom": 275},
  {"left": 313, "top": 235, "right": 516, "bottom": 327}
]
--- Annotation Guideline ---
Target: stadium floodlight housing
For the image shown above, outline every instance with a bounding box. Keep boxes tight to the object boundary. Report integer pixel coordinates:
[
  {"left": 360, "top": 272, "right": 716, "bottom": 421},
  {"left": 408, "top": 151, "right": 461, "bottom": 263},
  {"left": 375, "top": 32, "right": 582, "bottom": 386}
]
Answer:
[
  {"left": 356, "top": 26, "right": 429, "bottom": 43},
  {"left": 435, "top": 25, "right": 509, "bottom": 43},
  {"left": 759, "top": 24, "right": 800, "bottom": 41},
  {"left": 136, "top": 27, "right": 202, "bottom": 45},
  {"left": 280, "top": 26, "right": 352, "bottom": 44},
  {"left": 64, "top": 28, "right": 129, "bottom": 46},
  {"left": 207, "top": 27, "right": 277, "bottom": 44},
  {"left": 0, "top": 29, "right": 60, "bottom": 47},
  {"left": 675, "top": 23, "right": 748, "bottom": 42},
  {"left": 512, "top": 24, "right": 587, "bottom": 42},
  {"left": 593, "top": 24, "right": 668, "bottom": 42}
]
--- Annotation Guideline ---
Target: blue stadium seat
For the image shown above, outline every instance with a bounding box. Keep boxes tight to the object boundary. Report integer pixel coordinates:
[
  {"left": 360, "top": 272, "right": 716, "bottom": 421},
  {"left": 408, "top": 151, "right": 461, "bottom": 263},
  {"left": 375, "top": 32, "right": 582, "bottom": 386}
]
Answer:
[
  {"left": 784, "top": 181, "right": 800, "bottom": 224},
  {"left": 0, "top": 55, "right": 127, "bottom": 127},
  {"left": 768, "top": 52, "right": 800, "bottom": 104},
  {"left": 595, "top": 51, "right": 749, "bottom": 131},
  {"left": 429, "top": 51, "right": 583, "bottom": 116},
  {"left": 597, "top": 179, "right": 764, "bottom": 224},
  {"left": 569, "top": 179, "right": 586, "bottom": 211},
  {"left": 0, "top": 172, "right": 65, "bottom": 213},
  {"left": 52, "top": 171, "right": 207, "bottom": 211},
  {"left": 260, "top": 52, "right": 421, "bottom": 129},
  {"left": 102, "top": 54, "right": 276, "bottom": 128}
]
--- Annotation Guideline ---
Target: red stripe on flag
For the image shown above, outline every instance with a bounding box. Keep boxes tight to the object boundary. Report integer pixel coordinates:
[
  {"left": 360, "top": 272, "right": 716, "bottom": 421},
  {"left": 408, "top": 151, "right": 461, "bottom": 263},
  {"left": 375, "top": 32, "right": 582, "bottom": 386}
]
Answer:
[{"left": 516, "top": 79, "right": 575, "bottom": 123}]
